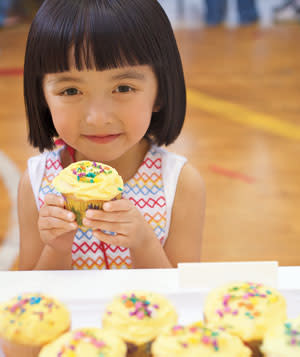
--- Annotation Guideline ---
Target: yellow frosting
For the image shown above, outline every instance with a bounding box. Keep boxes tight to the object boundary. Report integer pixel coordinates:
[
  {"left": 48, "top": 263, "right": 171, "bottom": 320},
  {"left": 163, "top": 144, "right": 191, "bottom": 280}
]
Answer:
[
  {"left": 152, "top": 321, "right": 251, "bottom": 357},
  {"left": 261, "top": 315, "right": 300, "bottom": 357},
  {"left": 204, "top": 282, "right": 287, "bottom": 341},
  {"left": 39, "top": 327, "right": 127, "bottom": 357},
  {"left": 0, "top": 293, "right": 70, "bottom": 346},
  {"left": 52, "top": 161, "right": 124, "bottom": 201},
  {"left": 102, "top": 291, "right": 178, "bottom": 345}
]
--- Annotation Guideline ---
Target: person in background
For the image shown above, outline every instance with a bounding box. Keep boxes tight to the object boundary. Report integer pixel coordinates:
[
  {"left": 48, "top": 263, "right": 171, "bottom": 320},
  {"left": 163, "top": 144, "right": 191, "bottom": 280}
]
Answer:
[
  {"left": 205, "top": 0, "right": 259, "bottom": 26},
  {"left": 273, "top": 0, "right": 300, "bottom": 22},
  {"left": 0, "top": 0, "right": 19, "bottom": 28}
]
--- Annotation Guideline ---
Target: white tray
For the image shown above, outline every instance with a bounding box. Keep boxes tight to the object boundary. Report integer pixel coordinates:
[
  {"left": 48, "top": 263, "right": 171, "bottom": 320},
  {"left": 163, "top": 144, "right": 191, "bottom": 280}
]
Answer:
[{"left": 1, "top": 289, "right": 300, "bottom": 357}]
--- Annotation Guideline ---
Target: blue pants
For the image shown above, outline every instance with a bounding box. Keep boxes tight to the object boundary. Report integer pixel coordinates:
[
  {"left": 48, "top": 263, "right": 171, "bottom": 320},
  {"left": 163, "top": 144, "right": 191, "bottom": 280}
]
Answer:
[
  {"left": 0, "top": 0, "right": 13, "bottom": 26},
  {"left": 205, "top": 0, "right": 259, "bottom": 25}
]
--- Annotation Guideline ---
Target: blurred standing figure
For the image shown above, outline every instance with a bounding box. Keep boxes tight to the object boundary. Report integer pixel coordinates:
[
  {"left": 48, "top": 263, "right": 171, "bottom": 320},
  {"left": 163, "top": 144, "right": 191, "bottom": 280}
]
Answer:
[
  {"left": 205, "top": 0, "right": 259, "bottom": 26},
  {"left": 0, "top": 0, "right": 30, "bottom": 28},
  {"left": 0, "top": 0, "right": 15, "bottom": 28},
  {"left": 273, "top": 0, "right": 300, "bottom": 22}
]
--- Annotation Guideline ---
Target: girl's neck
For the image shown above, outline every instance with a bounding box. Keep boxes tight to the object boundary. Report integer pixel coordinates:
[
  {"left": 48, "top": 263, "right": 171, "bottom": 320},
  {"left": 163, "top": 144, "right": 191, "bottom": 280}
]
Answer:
[{"left": 60, "top": 138, "right": 151, "bottom": 183}]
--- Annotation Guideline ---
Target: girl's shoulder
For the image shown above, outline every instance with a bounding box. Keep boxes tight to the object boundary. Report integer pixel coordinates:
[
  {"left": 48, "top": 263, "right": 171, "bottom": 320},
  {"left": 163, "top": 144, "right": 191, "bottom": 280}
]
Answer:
[
  {"left": 27, "top": 147, "right": 63, "bottom": 170},
  {"left": 27, "top": 147, "right": 64, "bottom": 208},
  {"left": 152, "top": 145, "right": 203, "bottom": 189},
  {"left": 151, "top": 145, "right": 187, "bottom": 167},
  {"left": 153, "top": 144, "right": 205, "bottom": 203},
  {"left": 151, "top": 144, "right": 204, "bottom": 216}
]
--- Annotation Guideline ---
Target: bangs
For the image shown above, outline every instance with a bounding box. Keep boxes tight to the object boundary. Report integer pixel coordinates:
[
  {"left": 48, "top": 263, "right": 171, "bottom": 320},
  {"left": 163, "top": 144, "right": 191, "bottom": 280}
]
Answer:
[
  {"left": 29, "top": 0, "right": 163, "bottom": 74},
  {"left": 24, "top": 0, "right": 186, "bottom": 152}
]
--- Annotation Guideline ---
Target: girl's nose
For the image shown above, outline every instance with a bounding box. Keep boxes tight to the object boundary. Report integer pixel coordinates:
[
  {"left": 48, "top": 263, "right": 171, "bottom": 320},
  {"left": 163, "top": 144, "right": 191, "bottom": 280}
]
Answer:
[{"left": 85, "top": 99, "right": 113, "bottom": 125}]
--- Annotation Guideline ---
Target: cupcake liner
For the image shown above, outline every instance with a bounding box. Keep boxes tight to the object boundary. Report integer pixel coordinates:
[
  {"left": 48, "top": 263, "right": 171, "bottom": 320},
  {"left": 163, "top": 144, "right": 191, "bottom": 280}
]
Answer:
[
  {"left": 63, "top": 193, "right": 122, "bottom": 228},
  {"left": 0, "top": 337, "right": 43, "bottom": 357},
  {"left": 0, "top": 324, "right": 71, "bottom": 357},
  {"left": 126, "top": 341, "right": 152, "bottom": 357},
  {"left": 244, "top": 340, "right": 263, "bottom": 357}
]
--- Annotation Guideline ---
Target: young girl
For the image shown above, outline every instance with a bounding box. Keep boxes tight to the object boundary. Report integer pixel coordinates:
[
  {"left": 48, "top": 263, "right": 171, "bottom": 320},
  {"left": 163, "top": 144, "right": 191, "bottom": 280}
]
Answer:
[{"left": 18, "top": 0, "right": 205, "bottom": 270}]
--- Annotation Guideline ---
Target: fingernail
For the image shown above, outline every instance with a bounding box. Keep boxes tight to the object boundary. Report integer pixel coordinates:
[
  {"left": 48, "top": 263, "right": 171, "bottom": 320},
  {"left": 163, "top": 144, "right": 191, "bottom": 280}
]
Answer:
[
  {"left": 103, "top": 203, "right": 111, "bottom": 210},
  {"left": 71, "top": 224, "right": 77, "bottom": 229},
  {"left": 68, "top": 213, "right": 73, "bottom": 220}
]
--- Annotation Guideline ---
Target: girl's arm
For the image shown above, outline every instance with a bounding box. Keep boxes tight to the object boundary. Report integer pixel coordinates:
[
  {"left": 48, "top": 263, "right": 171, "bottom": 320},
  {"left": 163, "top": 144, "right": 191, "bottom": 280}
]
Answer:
[
  {"left": 18, "top": 170, "right": 45, "bottom": 270},
  {"left": 130, "top": 163, "right": 205, "bottom": 268},
  {"left": 163, "top": 163, "right": 205, "bottom": 266},
  {"left": 18, "top": 171, "right": 75, "bottom": 270}
]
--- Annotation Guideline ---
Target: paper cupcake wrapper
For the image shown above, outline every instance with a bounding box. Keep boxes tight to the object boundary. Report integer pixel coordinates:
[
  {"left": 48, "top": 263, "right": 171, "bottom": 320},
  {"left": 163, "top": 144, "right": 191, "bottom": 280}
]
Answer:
[
  {"left": 63, "top": 193, "right": 122, "bottom": 228},
  {"left": 244, "top": 340, "right": 262, "bottom": 357},
  {"left": 0, "top": 337, "right": 42, "bottom": 357},
  {"left": 126, "top": 341, "right": 152, "bottom": 357},
  {"left": 0, "top": 326, "right": 71, "bottom": 357}
]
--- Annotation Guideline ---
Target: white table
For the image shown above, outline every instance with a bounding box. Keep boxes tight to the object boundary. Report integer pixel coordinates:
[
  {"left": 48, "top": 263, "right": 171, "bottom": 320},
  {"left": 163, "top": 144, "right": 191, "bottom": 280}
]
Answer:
[
  {"left": 1, "top": 267, "right": 300, "bottom": 357},
  {"left": 1, "top": 267, "right": 300, "bottom": 300}
]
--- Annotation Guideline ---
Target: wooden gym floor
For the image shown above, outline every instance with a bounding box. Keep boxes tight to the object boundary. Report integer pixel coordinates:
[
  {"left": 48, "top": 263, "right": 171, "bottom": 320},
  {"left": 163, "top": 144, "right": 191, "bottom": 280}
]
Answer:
[{"left": 0, "top": 22, "right": 299, "bottom": 269}]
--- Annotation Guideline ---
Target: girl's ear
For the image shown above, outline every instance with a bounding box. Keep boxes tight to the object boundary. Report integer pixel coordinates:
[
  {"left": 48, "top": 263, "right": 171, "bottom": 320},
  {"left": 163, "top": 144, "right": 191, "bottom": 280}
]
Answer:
[
  {"left": 153, "top": 98, "right": 162, "bottom": 112},
  {"left": 153, "top": 105, "right": 160, "bottom": 113}
]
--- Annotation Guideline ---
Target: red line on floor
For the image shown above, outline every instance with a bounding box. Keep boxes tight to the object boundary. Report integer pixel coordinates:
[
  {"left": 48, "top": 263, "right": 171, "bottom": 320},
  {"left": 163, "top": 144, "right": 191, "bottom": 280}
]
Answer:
[
  {"left": 209, "top": 165, "right": 257, "bottom": 184},
  {"left": 0, "top": 68, "right": 23, "bottom": 76}
]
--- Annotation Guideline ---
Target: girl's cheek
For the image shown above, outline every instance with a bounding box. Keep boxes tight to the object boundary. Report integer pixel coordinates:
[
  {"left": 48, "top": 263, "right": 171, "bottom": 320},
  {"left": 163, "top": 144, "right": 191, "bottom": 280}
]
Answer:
[{"left": 52, "top": 113, "right": 78, "bottom": 141}]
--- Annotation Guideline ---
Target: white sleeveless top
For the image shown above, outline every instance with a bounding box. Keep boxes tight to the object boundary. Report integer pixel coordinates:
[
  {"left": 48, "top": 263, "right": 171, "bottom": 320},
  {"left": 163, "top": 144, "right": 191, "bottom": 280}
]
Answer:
[{"left": 28, "top": 145, "right": 187, "bottom": 269}]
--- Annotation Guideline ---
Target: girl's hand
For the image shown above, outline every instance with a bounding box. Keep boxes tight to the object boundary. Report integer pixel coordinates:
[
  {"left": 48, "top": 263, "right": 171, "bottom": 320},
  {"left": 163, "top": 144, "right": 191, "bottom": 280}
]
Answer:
[
  {"left": 38, "top": 194, "right": 78, "bottom": 254},
  {"left": 83, "top": 199, "right": 155, "bottom": 250}
]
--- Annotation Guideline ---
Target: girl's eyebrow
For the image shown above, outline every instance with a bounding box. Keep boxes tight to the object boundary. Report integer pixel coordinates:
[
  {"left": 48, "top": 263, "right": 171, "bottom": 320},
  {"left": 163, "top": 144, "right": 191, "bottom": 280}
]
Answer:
[
  {"left": 110, "top": 71, "right": 146, "bottom": 81},
  {"left": 46, "top": 77, "right": 84, "bottom": 86}
]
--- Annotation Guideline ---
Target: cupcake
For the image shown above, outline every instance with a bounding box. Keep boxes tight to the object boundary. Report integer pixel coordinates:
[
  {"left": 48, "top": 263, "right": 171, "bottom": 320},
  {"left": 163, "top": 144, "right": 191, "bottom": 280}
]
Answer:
[
  {"left": 152, "top": 321, "right": 251, "bottom": 357},
  {"left": 261, "top": 315, "right": 300, "bottom": 357},
  {"left": 52, "top": 160, "right": 123, "bottom": 227},
  {"left": 102, "top": 291, "right": 178, "bottom": 357},
  {"left": 203, "top": 282, "right": 287, "bottom": 357},
  {"left": 0, "top": 293, "right": 71, "bottom": 357},
  {"left": 39, "top": 327, "right": 127, "bottom": 356}
]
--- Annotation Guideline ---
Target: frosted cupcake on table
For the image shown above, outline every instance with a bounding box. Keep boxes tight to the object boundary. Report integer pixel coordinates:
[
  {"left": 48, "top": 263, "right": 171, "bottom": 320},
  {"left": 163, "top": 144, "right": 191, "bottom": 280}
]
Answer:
[
  {"left": 203, "top": 282, "right": 287, "bottom": 357},
  {"left": 102, "top": 291, "right": 178, "bottom": 357},
  {"left": 152, "top": 321, "right": 251, "bottom": 357},
  {"left": 39, "top": 327, "right": 127, "bottom": 357},
  {"left": 0, "top": 293, "right": 70, "bottom": 357},
  {"left": 52, "top": 160, "right": 123, "bottom": 227},
  {"left": 261, "top": 315, "right": 300, "bottom": 357}
]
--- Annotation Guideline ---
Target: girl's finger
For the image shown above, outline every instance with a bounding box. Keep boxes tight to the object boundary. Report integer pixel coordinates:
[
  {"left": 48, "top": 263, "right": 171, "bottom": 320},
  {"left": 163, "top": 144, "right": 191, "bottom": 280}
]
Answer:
[
  {"left": 44, "top": 193, "right": 65, "bottom": 207},
  {"left": 85, "top": 209, "right": 130, "bottom": 223},
  {"left": 93, "top": 230, "right": 126, "bottom": 248},
  {"left": 102, "top": 199, "right": 133, "bottom": 212},
  {"left": 40, "top": 205, "right": 75, "bottom": 222},
  {"left": 83, "top": 219, "right": 128, "bottom": 235},
  {"left": 39, "top": 216, "right": 77, "bottom": 231}
]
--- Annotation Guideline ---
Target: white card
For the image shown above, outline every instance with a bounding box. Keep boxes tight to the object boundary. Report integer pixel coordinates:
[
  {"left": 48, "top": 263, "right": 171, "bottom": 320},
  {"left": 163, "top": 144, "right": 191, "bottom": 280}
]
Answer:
[{"left": 178, "top": 261, "right": 278, "bottom": 289}]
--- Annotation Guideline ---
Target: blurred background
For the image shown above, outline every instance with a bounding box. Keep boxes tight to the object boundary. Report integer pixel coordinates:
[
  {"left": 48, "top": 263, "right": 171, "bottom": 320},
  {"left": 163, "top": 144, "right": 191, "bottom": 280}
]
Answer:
[{"left": 0, "top": 0, "right": 299, "bottom": 270}]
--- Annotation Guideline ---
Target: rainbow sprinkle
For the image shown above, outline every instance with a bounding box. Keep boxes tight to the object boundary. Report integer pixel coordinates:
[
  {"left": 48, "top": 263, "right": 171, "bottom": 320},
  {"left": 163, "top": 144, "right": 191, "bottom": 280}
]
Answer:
[
  {"left": 121, "top": 294, "right": 159, "bottom": 320},
  {"left": 57, "top": 330, "right": 106, "bottom": 356},
  {"left": 215, "top": 282, "right": 278, "bottom": 320},
  {"left": 284, "top": 322, "right": 300, "bottom": 347},
  {"left": 71, "top": 162, "right": 122, "bottom": 188},
  {"left": 171, "top": 324, "right": 220, "bottom": 351},
  {"left": 4, "top": 294, "right": 60, "bottom": 322}
]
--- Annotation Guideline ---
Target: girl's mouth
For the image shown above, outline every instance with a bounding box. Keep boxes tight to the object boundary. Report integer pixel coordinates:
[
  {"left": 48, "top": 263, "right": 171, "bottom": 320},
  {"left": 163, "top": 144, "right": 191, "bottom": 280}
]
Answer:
[{"left": 83, "top": 134, "right": 121, "bottom": 144}]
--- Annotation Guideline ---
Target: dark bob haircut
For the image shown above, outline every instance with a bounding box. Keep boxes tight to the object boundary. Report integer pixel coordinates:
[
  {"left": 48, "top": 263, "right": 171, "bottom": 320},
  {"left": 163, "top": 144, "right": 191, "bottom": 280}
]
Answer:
[{"left": 24, "top": 0, "right": 186, "bottom": 152}]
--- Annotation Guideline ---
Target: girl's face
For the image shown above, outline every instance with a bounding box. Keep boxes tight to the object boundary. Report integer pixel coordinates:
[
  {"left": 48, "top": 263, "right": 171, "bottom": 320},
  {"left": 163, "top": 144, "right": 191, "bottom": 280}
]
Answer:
[{"left": 43, "top": 64, "right": 159, "bottom": 163}]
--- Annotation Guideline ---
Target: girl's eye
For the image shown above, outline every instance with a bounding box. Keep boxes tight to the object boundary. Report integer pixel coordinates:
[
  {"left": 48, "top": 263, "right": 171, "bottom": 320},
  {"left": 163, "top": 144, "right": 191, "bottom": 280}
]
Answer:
[
  {"left": 115, "top": 86, "right": 134, "bottom": 93},
  {"left": 62, "top": 88, "right": 80, "bottom": 96}
]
